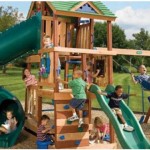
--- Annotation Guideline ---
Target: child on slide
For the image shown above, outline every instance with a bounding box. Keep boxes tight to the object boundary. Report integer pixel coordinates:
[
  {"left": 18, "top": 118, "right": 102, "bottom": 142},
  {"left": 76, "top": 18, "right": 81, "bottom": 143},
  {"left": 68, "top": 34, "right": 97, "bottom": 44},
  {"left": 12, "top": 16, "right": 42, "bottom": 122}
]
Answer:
[
  {"left": 98, "top": 85, "right": 134, "bottom": 132},
  {"left": 0, "top": 110, "right": 17, "bottom": 134}
]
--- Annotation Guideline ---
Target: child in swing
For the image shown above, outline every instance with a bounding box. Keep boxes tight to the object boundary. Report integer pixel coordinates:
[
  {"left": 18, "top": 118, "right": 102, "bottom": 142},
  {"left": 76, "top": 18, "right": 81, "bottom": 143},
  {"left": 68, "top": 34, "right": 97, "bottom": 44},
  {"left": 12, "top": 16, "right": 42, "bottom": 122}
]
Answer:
[
  {"left": 43, "top": 35, "right": 63, "bottom": 90},
  {"left": 22, "top": 68, "right": 37, "bottom": 115},
  {"left": 131, "top": 65, "right": 150, "bottom": 100},
  {"left": 85, "top": 61, "right": 100, "bottom": 84},
  {"left": 89, "top": 116, "right": 110, "bottom": 144},
  {"left": 0, "top": 110, "right": 17, "bottom": 134},
  {"left": 57, "top": 70, "right": 88, "bottom": 127},
  {"left": 98, "top": 85, "right": 134, "bottom": 132}
]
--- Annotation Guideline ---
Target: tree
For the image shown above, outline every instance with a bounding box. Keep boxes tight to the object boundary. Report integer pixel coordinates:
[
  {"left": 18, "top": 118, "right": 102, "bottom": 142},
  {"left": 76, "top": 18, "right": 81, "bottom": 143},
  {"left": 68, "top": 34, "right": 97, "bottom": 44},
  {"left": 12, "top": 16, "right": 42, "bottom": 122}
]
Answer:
[
  {"left": 0, "top": 6, "right": 24, "bottom": 73},
  {"left": 94, "top": 22, "right": 127, "bottom": 48},
  {"left": 94, "top": 22, "right": 128, "bottom": 72},
  {"left": 0, "top": 6, "right": 24, "bottom": 32}
]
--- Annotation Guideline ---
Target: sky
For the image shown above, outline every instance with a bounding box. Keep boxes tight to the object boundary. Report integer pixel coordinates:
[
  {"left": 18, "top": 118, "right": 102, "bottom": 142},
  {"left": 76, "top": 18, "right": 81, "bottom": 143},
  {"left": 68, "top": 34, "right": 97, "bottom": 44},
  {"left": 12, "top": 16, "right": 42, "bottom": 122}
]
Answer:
[{"left": 0, "top": 1, "right": 150, "bottom": 39}]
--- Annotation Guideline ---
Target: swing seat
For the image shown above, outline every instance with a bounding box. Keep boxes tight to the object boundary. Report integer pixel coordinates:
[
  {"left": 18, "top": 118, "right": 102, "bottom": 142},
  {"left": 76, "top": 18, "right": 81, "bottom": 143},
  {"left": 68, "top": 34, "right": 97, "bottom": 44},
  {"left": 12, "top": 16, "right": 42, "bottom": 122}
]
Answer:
[{"left": 0, "top": 86, "right": 25, "bottom": 148}]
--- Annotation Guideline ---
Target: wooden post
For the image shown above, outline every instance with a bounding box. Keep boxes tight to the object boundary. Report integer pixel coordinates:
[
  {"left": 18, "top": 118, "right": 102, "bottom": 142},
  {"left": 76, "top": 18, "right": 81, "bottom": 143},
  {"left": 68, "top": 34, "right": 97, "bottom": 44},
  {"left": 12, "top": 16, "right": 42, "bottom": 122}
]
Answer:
[
  {"left": 53, "top": 14, "right": 58, "bottom": 46},
  {"left": 54, "top": 52, "right": 59, "bottom": 92},
  {"left": 107, "top": 21, "right": 113, "bottom": 84},
  {"left": 81, "top": 54, "right": 86, "bottom": 79},
  {"left": 107, "top": 20, "right": 115, "bottom": 143},
  {"left": 144, "top": 107, "right": 150, "bottom": 123},
  {"left": 89, "top": 19, "right": 94, "bottom": 49},
  {"left": 53, "top": 14, "right": 59, "bottom": 92},
  {"left": 64, "top": 56, "right": 69, "bottom": 88}
]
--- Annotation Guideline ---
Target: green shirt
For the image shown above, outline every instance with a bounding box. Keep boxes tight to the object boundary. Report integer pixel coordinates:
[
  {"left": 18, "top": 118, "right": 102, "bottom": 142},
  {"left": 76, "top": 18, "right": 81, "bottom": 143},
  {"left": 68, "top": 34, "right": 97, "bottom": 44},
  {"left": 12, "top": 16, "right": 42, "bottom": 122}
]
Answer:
[{"left": 68, "top": 78, "right": 87, "bottom": 99}]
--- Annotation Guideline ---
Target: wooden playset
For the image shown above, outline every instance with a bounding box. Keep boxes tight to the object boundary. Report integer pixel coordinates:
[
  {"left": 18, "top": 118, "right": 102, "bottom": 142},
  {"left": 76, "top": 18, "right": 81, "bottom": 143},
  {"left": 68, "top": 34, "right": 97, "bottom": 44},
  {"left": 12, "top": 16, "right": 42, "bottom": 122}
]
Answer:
[{"left": 24, "top": 1, "right": 150, "bottom": 149}]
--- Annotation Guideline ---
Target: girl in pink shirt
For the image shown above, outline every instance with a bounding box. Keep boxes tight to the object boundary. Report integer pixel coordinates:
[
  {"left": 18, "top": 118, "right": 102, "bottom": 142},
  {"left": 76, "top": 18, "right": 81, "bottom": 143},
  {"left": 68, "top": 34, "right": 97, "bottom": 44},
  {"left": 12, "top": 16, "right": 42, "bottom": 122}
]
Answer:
[
  {"left": 89, "top": 117, "right": 110, "bottom": 144},
  {"left": 85, "top": 62, "right": 100, "bottom": 84},
  {"left": 22, "top": 68, "right": 37, "bottom": 115}
]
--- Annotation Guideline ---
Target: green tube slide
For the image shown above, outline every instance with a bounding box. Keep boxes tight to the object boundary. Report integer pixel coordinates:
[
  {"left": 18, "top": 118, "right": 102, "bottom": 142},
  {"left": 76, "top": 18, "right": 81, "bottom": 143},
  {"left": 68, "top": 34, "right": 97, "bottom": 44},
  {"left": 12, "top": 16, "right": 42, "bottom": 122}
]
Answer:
[
  {"left": 89, "top": 84, "right": 150, "bottom": 149},
  {"left": 0, "top": 86, "right": 25, "bottom": 148},
  {"left": 0, "top": 13, "right": 41, "bottom": 66}
]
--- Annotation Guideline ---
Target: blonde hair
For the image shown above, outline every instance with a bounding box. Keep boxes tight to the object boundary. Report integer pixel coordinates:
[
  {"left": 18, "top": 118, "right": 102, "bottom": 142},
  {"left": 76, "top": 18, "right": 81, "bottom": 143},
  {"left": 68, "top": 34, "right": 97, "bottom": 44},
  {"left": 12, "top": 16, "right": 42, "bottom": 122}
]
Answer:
[
  {"left": 94, "top": 117, "right": 104, "bottom": 127},
  {"left": 74, "top": 70, "right": 83, "bottom": 76}
]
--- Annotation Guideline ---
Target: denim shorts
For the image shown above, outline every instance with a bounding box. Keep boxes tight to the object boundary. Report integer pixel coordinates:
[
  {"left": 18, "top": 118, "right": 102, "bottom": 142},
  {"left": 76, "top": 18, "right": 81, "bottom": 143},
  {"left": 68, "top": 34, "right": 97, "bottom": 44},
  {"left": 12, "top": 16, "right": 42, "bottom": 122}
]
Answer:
[{"left": 69, "top": 98, "right": 86, "bottom": 110}]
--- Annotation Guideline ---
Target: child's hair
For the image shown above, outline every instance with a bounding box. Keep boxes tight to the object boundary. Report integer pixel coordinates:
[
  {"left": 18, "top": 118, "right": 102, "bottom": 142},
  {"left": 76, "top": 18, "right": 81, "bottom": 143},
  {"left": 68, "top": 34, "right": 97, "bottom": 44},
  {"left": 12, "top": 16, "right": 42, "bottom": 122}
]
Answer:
[
  {"left": 22, "top": 68, "right": 28, "bottom": 80},
  {"left": 94, "top": 117, "right": 104, "bottom": 127},
  {"left": 138, "top": 65, "right": 146, "bottom": 70},
  {"left": 43, "top": 35, "right": 50, "bottom": 39},
  {"left": 6, "top": 110, "right": 14, "bottom": 117},
  {"left": 41, "top": 115, "right": 50, "bottom": 121},
  {"left": 74, "top": 70, "right": 83, "bottom": 76},
  {"left": 115, "top": 85, "right": 123, "bottom": 91}
]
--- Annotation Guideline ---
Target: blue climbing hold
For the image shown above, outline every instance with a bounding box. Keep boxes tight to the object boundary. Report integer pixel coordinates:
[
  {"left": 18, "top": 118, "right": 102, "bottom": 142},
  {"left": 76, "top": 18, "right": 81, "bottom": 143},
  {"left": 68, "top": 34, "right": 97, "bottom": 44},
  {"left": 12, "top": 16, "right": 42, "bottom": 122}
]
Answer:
[
  {"left": 51, "top": 125, "right": 55, "bottom": 129},
  {"left": 59, "top": 135, "right": 65, "bottom": 140},
  {"left": 75, "top": 140, "right": 80, "bottom": 145},
  {"left": 64, "top": 105, "right": 70, "bottom": 109},
  {"left": 83, "top": 111, "right": 88, "bottom": 117}
]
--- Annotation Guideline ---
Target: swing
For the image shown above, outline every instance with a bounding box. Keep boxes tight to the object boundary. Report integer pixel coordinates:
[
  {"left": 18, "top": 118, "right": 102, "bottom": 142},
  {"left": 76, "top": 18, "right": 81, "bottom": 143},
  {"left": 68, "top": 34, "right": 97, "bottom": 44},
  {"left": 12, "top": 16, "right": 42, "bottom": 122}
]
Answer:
[{"left": 113, "top": 59, "right": 150, "bottom": 123}]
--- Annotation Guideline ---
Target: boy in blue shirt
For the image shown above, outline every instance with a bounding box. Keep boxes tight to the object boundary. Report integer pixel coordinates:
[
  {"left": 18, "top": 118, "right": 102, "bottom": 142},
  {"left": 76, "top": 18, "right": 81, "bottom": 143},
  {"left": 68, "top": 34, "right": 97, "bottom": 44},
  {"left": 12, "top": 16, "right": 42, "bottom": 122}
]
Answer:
[{"left": 98, "top": 85, "right": 134, "bottom": 132}]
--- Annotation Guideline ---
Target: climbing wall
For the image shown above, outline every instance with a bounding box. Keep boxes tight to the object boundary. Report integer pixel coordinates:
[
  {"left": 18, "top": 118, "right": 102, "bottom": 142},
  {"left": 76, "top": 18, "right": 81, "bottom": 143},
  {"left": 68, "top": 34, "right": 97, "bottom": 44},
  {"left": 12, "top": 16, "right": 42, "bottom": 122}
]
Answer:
[{"left": 54, "top": 93, "right": 90, "bottom": 149}]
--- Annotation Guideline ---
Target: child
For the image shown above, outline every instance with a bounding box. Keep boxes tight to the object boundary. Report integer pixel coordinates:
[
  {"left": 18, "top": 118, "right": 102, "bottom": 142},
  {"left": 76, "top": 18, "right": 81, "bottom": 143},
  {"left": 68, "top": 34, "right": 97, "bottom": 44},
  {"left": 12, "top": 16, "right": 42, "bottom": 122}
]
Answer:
[
  {"left": 37, "top": 115, "right": 54, "bottom": 145},
  {"left": 57, "top": 70, "right": 88, "bottom": 127},
  {"left": 131, "top": 65, "right": 150, "bottom": 99},
  {"left": 98, "top": 85, "right": 134, "bottom": 132},
  {"left": 89, "top": 117, "right": 110, "bottom": 144},
  {"left": 43, "top": 35, "right": 63, "bottom": 90},
  {"left": 0, "top": 110, "right": 17, "bottom": 134},
  {"left": 22, "top": 68, "right": 37, "bottom": 115},
  {"left": 131, "top": 65, "right": 150, "bottom": 86},
  {"left": 85, "top": 61, "right": 100, "bottom": 84}
]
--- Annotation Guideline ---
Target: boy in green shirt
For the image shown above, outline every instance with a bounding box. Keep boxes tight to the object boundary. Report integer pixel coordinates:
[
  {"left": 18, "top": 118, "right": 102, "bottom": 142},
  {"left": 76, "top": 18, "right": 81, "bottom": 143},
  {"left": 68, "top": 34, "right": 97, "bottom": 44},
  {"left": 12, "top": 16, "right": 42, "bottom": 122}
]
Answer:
[{"left": 57, "top": 70, "right": 87, "bottom": 127}]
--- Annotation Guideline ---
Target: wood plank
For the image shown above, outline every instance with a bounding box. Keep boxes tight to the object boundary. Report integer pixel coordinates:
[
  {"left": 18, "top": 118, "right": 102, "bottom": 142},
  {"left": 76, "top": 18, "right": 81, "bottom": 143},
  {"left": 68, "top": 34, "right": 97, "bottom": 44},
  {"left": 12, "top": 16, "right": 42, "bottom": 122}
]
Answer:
[
  {"left": 55, "top": 10, "right": 116, "bottom": 21},
  {"left": 56, "top": 118, "right": 89, "bottom": 126},
  {"left": 45, "top": 20, "right": 51, "bottom": 37},
  {"left": 38, "top": 82, "right": 55, "bottom": 87},
  {"left": 56, "top": 124, "right": 89, "bottom": 134},
  {"left": 26, "top": 55, "right": 40, "bottom": 63},
  {"left": 56, "top": 110, "right": 89, "bottom": 119},
  {"left": 55, "top": 139, "right": 89, "bottom": 149},
  {"left": 70, "top": 142, "right": 117, "bottom": 149},
  {"left": 56, "top": 132, "right": 89, "bottom": 141},
  {"left": 42, "top": 16, "right": 71, "bottom": 23},
  {"left": 54, "top": 47, "right": 117, "bottom": 55},
  {"left": 56, "top": 103, "right": 88, "bottom": 112},
  {"left": 54, "top": 92, "right": 72, "bottom": 100},
  {"left": 37, "top": 89, "right": 54, "bottom": 98}
]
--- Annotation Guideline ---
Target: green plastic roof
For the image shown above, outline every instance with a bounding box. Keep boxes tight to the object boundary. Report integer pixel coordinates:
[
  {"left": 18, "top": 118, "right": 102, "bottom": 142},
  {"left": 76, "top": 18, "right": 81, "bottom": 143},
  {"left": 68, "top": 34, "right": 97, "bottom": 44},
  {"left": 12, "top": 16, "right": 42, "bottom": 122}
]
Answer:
[{"left": 49, "top": 1, "right": 116, "bottom": 18}]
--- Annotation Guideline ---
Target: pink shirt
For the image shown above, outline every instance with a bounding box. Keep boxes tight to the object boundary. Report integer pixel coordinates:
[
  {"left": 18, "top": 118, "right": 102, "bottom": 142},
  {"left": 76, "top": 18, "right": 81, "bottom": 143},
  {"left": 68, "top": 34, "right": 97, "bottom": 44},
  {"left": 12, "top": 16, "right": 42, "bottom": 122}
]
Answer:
[
  {"left": 96, "top": 123, "right": 110, "bottom": 134},
  {"left": 86, "top": 71, "right": 93, "bottom": 84},
  {"left": 24, "top": 75, "right": 37, "bottom": 87}
]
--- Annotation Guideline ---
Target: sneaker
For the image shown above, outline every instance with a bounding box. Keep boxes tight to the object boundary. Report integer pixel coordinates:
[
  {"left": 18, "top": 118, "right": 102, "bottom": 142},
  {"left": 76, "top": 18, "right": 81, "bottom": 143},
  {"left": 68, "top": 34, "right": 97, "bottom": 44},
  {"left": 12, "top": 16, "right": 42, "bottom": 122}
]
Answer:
[
  {"left": 78, "top": 119, "right": 84, "bottom": 128},
  {"left": 123, "top": 124, "right": 134, "bottom": 132},
  {"left": 68, "top": 115, "right": 79, "bottom": 121},
  {"left": 120, "top": 124, "right": 124, "bottom": 130}
]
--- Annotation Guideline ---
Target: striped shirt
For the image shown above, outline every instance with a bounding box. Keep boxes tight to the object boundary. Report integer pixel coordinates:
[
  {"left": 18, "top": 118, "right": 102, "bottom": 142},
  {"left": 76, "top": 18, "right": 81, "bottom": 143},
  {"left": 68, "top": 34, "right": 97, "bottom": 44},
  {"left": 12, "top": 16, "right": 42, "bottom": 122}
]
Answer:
[
  {"left": 24, "top": 75, "right": 37, "bottom": 87},
  {"left": 37, "top": 125, "right": 47, "bottom": 141}
]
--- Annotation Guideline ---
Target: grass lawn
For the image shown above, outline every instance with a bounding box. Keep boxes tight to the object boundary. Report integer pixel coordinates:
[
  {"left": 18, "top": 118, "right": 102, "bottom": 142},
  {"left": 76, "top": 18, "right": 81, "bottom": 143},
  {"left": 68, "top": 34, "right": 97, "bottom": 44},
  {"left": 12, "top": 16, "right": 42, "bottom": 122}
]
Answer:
[{"left": 0, "top": 67, "right": 149, "bottom": 113}]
